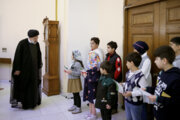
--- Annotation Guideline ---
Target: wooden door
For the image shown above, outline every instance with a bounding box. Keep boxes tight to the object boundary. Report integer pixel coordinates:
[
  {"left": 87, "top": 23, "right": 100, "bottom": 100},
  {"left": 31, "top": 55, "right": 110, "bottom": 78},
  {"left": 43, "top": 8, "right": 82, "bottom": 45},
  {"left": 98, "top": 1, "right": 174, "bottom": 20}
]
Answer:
[
  {"left": 124, "top": 2, "right": 160, "bottom": 83},
  {"left": 124, "top": 0, "right": 180, "bottom": 119},
  {"left": 159, "top": 0, "right": 180, "bottom": 45}
]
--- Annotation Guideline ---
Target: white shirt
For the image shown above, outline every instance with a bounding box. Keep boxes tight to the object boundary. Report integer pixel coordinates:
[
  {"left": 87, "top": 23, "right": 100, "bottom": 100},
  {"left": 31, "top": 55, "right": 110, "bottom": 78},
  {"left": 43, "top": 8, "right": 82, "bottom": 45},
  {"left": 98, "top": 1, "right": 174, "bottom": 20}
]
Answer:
[
  {"left": 173, "top": 55, "right": 180, "bottom": 69},
  {"left": 140, "top": 52, "right": 152, "bottom": 87}
]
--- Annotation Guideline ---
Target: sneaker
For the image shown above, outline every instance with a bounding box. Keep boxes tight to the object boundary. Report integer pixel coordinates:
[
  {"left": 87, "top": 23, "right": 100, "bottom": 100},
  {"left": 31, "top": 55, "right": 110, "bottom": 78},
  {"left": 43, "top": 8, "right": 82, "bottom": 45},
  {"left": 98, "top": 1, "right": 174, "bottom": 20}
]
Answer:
[
  {"left": 84, "top": 113, "right": 92, "bottom": 119},
  {"left": 68, "top": 105, "right": 76, "bottom": 111},
  {"left": 86, "top": 115, "right": 97, "bottom": 120},
  {"left": 72, "top": 107, "right": 82, "bottom": 114}
]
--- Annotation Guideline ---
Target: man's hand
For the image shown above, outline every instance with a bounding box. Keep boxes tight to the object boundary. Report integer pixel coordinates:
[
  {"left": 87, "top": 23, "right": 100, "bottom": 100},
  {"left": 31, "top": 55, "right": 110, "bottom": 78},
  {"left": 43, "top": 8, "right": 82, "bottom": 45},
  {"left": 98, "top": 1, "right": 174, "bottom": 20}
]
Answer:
[
  {"left": 106, "top": 104, "right": 111, "bottom": 109},
  {"left": 148, "top": 95, "right": 157, "bottom": 102},
  {"left": 122, "top": 91, "right": 132, "bottom": 97},
  {"left": 14, "top": 70, "right": 21, "bottom": 76}
]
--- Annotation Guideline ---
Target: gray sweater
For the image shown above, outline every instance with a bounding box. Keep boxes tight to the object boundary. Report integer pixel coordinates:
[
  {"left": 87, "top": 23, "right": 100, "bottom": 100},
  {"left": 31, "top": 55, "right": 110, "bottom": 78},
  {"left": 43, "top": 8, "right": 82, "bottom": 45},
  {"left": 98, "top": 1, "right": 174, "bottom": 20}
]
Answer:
[{"left": 68, "top": 61, "right": 82, "bottom": 79}]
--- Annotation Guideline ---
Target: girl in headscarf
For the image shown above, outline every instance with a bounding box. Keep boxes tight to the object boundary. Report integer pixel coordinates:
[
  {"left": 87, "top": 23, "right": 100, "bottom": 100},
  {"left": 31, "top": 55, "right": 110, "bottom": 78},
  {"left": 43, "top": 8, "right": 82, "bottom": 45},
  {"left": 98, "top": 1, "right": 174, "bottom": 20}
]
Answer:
[{"left": 65, "top": 50, "right": 84, "bottom": 114}]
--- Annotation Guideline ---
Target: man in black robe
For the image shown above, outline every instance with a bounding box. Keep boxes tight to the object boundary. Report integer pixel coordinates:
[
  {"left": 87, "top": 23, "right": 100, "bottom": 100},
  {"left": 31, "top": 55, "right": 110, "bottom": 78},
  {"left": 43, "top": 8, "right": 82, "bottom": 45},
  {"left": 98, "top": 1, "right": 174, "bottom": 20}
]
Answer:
[{"left": 10, "top": 29, "right": 42, "bottom": 109}]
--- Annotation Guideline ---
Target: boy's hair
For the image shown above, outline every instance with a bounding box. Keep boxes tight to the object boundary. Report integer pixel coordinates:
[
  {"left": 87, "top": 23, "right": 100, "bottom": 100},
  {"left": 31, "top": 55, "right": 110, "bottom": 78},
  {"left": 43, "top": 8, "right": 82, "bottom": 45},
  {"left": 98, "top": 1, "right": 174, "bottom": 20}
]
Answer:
[
  {"left": 170, "top": 37, "right": 180, "bottom": 45},
  {"left": 91, "top": 37, "right": 100, "bottom": 45},
  {"left": 126, "top": 52, "right": 142, "bottom": 67},
  {"left": 100, "top": 61, "right": 112, "bottom": 73},
  {"left": 154, "top": 45, "right": 175, "bottom": 64},
  {"left": 107, "top": 41, "right": 118, "bottom": 50}
]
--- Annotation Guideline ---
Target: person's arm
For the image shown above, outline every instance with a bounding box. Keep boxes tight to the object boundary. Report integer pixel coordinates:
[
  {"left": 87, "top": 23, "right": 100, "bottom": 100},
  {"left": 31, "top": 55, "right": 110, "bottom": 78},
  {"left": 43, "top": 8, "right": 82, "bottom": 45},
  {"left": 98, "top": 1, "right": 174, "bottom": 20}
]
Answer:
[
  {"left": 140, "top": 59, "right": 151, "bottom": 79},
  {"left": 145, "top": 87, "right": 156, "bottom": 94},
  {"left": 13, "top": 42, "right": 23, "bottom": 75},
  {"left": 114, "top": 57, "right": 122, "bottom": 82},
  {"left": 107, "top": 83, "right": 116, "bottom": 108}
]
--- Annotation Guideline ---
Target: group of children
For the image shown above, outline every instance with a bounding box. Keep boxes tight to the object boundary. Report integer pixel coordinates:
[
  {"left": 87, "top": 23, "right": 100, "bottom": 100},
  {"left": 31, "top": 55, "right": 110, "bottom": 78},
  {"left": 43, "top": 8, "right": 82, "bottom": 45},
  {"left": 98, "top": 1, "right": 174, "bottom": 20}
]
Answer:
[{"left": 64, "top": 36, "right": 180, "bottom": 120}]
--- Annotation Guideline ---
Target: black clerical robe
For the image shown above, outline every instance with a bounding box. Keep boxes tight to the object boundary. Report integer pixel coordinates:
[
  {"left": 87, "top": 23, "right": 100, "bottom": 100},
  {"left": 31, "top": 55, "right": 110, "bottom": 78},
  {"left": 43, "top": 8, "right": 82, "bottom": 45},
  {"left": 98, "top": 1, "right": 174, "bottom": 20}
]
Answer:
[{"left": 10, "top": 38, "right": 42, "bottom": 109}]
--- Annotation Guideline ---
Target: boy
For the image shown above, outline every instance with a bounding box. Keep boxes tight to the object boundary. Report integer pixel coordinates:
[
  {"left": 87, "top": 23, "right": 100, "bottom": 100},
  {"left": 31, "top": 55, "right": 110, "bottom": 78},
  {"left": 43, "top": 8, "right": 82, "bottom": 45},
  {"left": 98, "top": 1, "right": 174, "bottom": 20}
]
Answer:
[
  {"left": 83, "top": 37, "right": 104, "bottom": 119},
  {"left": 145, "top": 46, "right": 180, "bottom": 120},
  {"left": 106, "top": 41, "right": 122, "bottom": 113},
  {"left": 122, "top": 52, "right": 148, "bottom": 120},
  {"left": 95, "top": 61, "right": 116, "bottom": 120},
  {"left": 169, "top": 37, "right": 180, "bottom": 68}
]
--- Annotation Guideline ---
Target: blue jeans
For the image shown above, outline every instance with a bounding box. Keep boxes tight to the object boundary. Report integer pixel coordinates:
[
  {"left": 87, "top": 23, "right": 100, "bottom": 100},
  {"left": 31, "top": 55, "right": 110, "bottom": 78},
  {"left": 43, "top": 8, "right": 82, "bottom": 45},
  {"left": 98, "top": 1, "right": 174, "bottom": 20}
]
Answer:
[{"left": 125, "top": 101, "right": 143, "bottom": 120}]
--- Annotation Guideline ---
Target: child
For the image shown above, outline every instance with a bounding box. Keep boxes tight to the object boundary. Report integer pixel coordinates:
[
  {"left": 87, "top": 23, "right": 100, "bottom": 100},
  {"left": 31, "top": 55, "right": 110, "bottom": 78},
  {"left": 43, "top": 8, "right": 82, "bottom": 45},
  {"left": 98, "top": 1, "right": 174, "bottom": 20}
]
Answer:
[
  {"left": 65, "top": 50, "right": 83, "bottom": 114},
  {"left": 83, "top": 37, "right": 104, "bottom": 120},
  {"left": 133, "top": 41, "right": 152, "bottom": 120},
  {"left": 105, "top": 41, "right": 122, "bottom": 113},
  {"left": 145, "top": 46, "right": 180, "bottom": 120},
  {"left": 122, "top": 52, "right": 148, "bottom": 120},
  {"left": 169, "top": 37, "right": 180, "bottom": 68},
  {"left": 95, "top": 61, "right": 116, "bottom": 120},
  {"left": 133, "top": 41, "right": 152, "bottom": 87}
]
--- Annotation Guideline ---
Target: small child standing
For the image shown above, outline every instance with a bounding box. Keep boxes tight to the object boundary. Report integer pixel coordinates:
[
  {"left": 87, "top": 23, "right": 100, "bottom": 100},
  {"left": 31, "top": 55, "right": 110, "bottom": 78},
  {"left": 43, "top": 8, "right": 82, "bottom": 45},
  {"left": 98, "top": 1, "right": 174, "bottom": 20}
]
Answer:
[
  {"left": 95, "top": 61, "right": 116, "bottom": 120},
  {"left": 105, "top": 41, "right": 122, "bottom": 114},
  {"left": 145, "top": 46, "right": 180, "bottom": 120},
  {"left": 65, "top": 50, "right": 83, "bottom": 114},
  {"left": 169, "top": 37, "right": 180, "bottom": 68},
  {"left": 122, "top": 52, "right": 148, "bottom": 120}
]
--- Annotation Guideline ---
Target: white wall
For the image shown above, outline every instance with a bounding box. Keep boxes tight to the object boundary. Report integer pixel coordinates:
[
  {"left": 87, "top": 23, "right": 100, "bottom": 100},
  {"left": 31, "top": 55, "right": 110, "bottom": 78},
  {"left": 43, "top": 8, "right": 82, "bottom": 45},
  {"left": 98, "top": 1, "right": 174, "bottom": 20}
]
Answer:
[
  {"left": 59, "top": 0, "right": 99, "bottom": 94},
  {"left": 0, "top": 0, "right": 55, "bottom": 80},
  {"left": 98, "top": 0, "right": 124, "bottom": 56}
]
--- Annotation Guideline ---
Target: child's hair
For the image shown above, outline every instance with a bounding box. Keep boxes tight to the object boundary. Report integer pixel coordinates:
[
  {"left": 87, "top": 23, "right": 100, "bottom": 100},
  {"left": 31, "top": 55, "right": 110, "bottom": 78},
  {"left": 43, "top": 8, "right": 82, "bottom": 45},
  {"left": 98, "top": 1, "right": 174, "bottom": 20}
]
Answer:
[
  {"left": 76, "top": 60, "right": 84, "bottom": 68},
  {"left": 91, "top": 37, "right": 100, "bottom": 45},
  {"left": 126, "top": 52, "right": 142, "bottom": 67},
  {"left": 100, "top": 61, "right": 112, "bottom": 73},
  {"left": 107, "top": 41, "right": 118, "bottom": 50},
  {"left": 170, "top": 37, "right": 180, "bottom": 45},
  {"left": 154, "top": 45, "right": 175, "bottom": 64}
]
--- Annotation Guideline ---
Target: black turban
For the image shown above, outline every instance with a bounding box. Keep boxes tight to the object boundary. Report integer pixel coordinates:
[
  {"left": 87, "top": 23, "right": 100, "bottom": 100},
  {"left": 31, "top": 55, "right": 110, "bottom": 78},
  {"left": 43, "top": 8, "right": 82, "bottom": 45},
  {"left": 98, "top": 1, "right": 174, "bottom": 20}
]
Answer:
[{"left": 28, "top": 29, "right": 39, "bottom": 38}]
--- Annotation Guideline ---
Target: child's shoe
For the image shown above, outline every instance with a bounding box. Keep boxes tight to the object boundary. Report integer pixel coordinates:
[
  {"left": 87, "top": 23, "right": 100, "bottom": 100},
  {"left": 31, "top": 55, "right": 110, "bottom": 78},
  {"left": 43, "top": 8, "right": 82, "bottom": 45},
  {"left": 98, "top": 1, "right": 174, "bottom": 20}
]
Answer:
[
  {"left": 86, "top": 115, "right": 97, "bottom": 120},
  {"left": 84, "top": 113, "right": 92, "bottom": 119},
  {"left": 72, "top": 107, "right": 82, "bottom": 114},
  {"left": 68, "top": 105, "right": 76, "bottom": 111}
]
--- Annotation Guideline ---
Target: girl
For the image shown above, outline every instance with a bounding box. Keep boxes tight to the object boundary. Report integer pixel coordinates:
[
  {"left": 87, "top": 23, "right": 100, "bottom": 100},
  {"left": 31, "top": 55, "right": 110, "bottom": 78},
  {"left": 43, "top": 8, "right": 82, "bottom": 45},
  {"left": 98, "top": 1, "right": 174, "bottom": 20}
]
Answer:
[{"left": 65, "top": 50, "right": 84, "bottom": 114}]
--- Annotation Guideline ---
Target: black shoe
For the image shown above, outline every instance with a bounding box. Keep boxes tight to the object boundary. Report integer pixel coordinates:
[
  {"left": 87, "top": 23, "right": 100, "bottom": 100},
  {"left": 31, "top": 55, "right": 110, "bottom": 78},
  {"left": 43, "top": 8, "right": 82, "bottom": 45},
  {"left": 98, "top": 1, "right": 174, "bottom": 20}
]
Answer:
[
  {"left": 111, "top": 109, "right": 118, "bottom": 114},
  {"left": 11, "top": 104, "right": 19, "bottom": 108}
]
